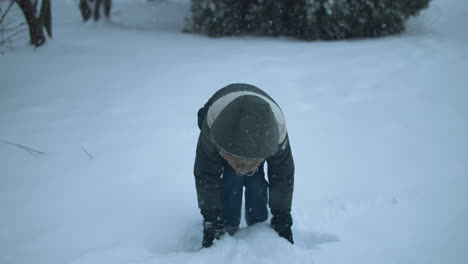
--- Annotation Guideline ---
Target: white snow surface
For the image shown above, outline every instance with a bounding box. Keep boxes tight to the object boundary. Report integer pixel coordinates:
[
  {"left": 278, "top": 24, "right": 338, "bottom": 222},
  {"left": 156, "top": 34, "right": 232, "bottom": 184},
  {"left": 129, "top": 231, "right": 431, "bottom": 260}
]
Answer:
[{"left": 0, "top": 0, "right": 467, "bottom": 263}]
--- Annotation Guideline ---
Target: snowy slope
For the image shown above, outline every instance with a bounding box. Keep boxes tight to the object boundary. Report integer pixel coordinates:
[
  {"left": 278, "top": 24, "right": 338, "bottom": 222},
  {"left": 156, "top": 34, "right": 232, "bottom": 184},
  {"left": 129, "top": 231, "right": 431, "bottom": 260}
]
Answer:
[{"left": 0, "top": 0, "right": 467, "bottom": 264}]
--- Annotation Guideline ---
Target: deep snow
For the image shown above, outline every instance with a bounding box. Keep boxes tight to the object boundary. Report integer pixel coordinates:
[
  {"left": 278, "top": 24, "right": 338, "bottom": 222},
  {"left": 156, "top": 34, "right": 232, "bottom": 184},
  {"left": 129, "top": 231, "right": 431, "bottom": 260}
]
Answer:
[{"left": 0, "top": 0, "right": 467, "bottom": 264}]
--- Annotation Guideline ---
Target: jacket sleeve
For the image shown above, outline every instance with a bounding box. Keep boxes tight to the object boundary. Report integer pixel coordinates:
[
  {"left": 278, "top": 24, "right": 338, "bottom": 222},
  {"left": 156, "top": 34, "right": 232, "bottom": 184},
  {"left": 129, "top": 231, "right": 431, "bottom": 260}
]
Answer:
[
  {"left": 267, "top": 135, "right": 295, "bottom": 212},
  {"left": 194, "top": 121, "right": 224, "bottom": 220}
]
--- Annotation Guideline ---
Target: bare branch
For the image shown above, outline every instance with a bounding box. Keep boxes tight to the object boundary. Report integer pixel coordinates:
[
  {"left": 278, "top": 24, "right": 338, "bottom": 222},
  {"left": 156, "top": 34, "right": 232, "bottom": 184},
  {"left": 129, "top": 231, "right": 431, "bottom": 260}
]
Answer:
[
  {"left": 4, "top": 22, "right": 26, "bottom": 32},
  {"left": 81, "top": 146, "right": 94, "bottom": 160},
  {"left": 0, "top": 0, "right": 15, "bottom": 24},
  {"left": 0, "top": 139, "right": 47, "bottom": 155},
  {"left": 5, "top": 14, "right": 25, "bottom": 27},
  {"left": 0, "top": 26, "right": 26, "bottom": 44}
]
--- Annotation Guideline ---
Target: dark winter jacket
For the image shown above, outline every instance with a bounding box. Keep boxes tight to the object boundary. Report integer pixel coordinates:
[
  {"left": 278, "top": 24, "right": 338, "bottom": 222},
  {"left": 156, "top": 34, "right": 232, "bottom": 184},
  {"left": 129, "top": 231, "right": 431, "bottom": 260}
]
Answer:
[{"left": 194, "top": 83, "right": 294, "bottom": 220}]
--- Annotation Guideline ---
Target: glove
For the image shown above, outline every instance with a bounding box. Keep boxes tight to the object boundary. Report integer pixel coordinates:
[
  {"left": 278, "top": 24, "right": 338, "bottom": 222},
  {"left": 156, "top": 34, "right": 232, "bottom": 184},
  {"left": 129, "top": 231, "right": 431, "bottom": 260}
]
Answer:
[
  {"left": 271, "top": 210, "right": 294, "bottom": 244},
  {"left": 202, "top": 218, "right": 225, "bottom": 248}
]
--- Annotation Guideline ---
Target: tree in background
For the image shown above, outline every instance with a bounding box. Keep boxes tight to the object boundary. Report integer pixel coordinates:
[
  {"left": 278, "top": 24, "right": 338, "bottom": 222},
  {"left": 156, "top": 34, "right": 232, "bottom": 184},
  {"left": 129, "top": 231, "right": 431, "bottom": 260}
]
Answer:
[
  {"left": 15, "top": 0, "right": 51, "bottom": 47},
  {"left": 79, "top": 0, "right": 112, "bottom": 22},
  {"left": 1, "top": 0, "right": 113, "bottom": 49},
  {"left": 191, "top": 0, "right": 431, "bottom": 40}
]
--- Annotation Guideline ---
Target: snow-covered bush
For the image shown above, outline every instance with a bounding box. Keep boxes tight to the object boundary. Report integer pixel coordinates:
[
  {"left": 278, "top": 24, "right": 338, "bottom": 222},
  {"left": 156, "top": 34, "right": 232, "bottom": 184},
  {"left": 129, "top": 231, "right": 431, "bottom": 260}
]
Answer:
[{"left": 191, "top": 0, "right": 431, "bottom": 40}]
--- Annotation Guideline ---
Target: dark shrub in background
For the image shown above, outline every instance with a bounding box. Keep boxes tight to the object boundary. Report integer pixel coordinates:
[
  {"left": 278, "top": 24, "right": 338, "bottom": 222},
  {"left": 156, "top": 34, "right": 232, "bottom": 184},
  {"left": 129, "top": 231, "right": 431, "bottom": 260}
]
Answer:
[{"left": 191, "top": 0, "right": 431, "bottom": 40}]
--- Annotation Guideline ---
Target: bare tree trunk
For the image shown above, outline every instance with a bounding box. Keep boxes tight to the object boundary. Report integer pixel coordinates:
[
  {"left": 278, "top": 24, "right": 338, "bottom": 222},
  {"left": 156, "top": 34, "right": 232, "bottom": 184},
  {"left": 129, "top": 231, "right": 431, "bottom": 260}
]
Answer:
[
  {"left": 79, "top": 0, "right": 92, "bottom": 22},
  {"left": 15, "top": 0, "right": 51, "bottom": 47},
  {"left": 104, "top": 0, "right": 111, "bottom": 18},
  {"left": 40, "top": 0, "right": 51, "bottom": 37},
  {"left": 94, "top": 0, "right": 102, "bottom": 21}
]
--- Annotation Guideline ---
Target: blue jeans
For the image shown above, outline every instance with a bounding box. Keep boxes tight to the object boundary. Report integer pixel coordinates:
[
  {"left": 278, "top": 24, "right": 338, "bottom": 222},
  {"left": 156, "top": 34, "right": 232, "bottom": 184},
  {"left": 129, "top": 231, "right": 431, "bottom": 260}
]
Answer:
[{"left": 221, "top": 162, "right": 269, "bottom": 230}]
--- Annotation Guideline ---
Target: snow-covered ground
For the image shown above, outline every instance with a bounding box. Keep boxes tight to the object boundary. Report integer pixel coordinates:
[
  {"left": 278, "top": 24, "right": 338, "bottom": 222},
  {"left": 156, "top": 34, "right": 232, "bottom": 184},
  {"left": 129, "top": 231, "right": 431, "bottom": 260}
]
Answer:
[{"left": 1, "top": 0, "right": 467, "bottom": 263}]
